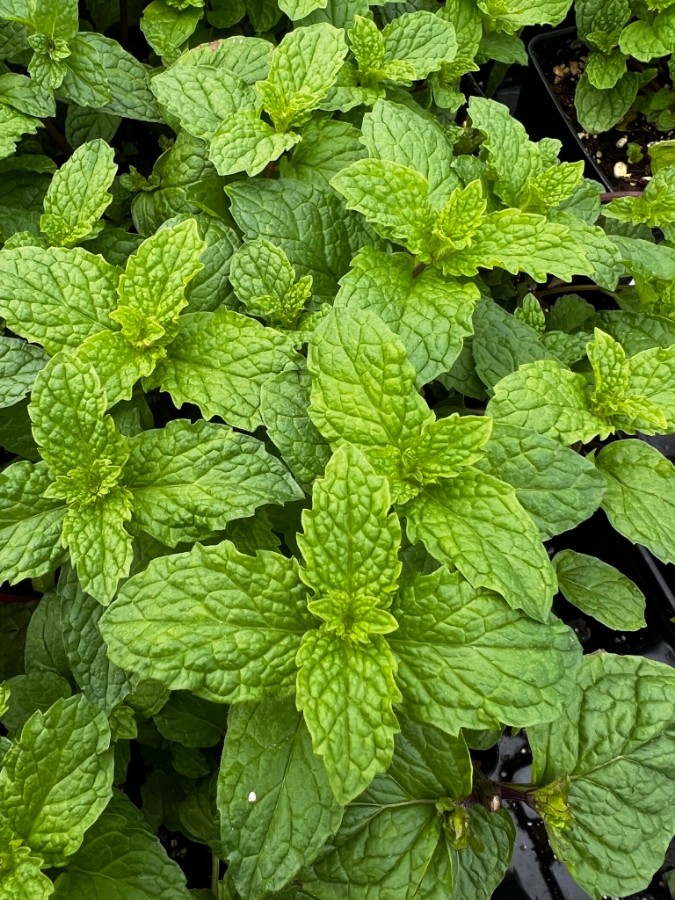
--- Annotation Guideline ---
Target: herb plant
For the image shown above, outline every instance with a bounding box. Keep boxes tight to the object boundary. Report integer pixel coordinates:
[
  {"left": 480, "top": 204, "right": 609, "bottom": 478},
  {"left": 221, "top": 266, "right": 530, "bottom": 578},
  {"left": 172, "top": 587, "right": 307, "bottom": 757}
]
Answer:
[
  {"left": 574, "top": 0, "right": 675, "bottom": 133},
  {"left": 0, "top": 2, "right": 674, "bottom": 899}
]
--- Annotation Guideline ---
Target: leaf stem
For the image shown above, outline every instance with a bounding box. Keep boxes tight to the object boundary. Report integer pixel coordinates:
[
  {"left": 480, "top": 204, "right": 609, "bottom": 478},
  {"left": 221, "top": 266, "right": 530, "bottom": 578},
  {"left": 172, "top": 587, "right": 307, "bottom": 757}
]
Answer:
[
  {"left": 412, "top": 261, "right": 427, "bottom": 278},
  {"left": 211, "top": 852, "right": 220, "bottom": 894},
  {"left": 43, "top": 119, "right": 73, "bottom": 157},
  {"left": 534, "top": 283, "right": 620, "bottom": 300}
]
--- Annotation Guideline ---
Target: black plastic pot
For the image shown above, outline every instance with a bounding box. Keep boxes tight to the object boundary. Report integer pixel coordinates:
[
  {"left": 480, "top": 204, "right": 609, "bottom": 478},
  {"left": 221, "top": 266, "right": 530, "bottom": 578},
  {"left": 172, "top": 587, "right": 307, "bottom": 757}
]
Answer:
[
  {"left": 515, "top": 27, "right": 612, "bottom": 189},
  {"left": 489, "top": 510, "right": 675, "bottom": 900}
]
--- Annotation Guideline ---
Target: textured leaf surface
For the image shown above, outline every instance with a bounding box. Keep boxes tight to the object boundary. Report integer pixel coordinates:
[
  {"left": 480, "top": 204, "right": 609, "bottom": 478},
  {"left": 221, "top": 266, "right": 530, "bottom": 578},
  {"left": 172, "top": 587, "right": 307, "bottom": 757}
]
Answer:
[
  {"left": 553, "top": 550, "right": 645, "bottom": 631},
  {"left": 404, "top": 469, "right": 557, "bottom": 621},
  {"left": 0, "top": 694, "right": 113, "bottom": 866},
  {"left": 154, "top": 309, "right": 299, "bottom": 430},
  {"left": 335, "top": 246, "right": 476, "bottom": 386},
  {"left": 0, "top": 460, "right": 66, "bottom": 583},
  {"left": 390, "top": 567, "right": 580, "bottom": 733},
  {"left": 530, "top": 654, "right": 675, "bottom": 899},
  {"left": 487, "top": 359, "right": 610, "bottom": 445},
  {"left": 40, "top": 139, "right": 116, "bottom": 247},
  {"left": 123, "top": 419, "right": 301, "bottom": 545},
  {"left": 0, "top": 246, "right": 119, "bottom": 354},
  {"left": 218, "top": 698, "right": 342, "bottom": 899},
  {"left": 296, "top": 629, "right": 400, "bottom": 803},
  {"left": 52, "top": 791, "right": 190, "bottom": 898},
  {"left": 210, "top": 113, "right": 300, "bottom": 177},
  {"left": 100, "top": 541, "right": 312, "bottom": 702},
  {"left": 0, "top": 336, "right": 47, "bottom": 409},
  {"left": 476, "top": 423, "right": 605, "bottom": 538},
  {"left": 596, "top": 440, "right": 675, "bottom": 564}
]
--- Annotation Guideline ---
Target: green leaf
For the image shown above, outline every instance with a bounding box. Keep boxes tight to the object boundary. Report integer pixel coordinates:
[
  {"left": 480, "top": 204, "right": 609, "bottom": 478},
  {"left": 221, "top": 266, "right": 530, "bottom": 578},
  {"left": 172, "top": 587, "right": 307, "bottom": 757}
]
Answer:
[
  {"left": 553, "top": 549, "right": 645, "bottom": 631},
  {"left": 619, "top": 19, "right": 668, "bottom": 61},
  {"left": 75, "top": 33, "right": 162, "bottom": 122},
  {"left": 279, "top": 0, "right": 327, "bottom": 19},
  {"left": 441, "top": 209, "right": 592, "bottom": 282},
  {"left": 52, "top": 791, "right": 191, "bottom": 898},
  {"left": 0, "top": 336, "right": 46, "bottom": 408},
  {"left": 308, "top": 307, "right": 431, "bottom": 467},
  {"left": 476, "top": 423, "right": 605, "bottom": 539},
  {"left": 29, "top": 353, "right": 129, "bottom": 498},
  {"left": 61, "top": 490, "right": 134, "bottom": 605},
  {"left": 227, "top": 177, "right": 375, "bottom": 303},
  {"left": 331, "top": 158, "right": 435, "bottom": 254},
  {"left": 380, "top": 11, "right": 457, "bottom": 83},
  {"left": 304, "top": 716, "right": 472, "bottom": 897},
  {"left": 60, "top": 34, "right": 114, "bottom": 109},
  {"left": 0, "top": 105, "right": 40, "bottom": 162},
  {"left": 69, "top": 330, "right": 155, "bottom": 408},
  {"left": 279, "top": 117, "right": 366, "bottom": 189},
  {"left": 296, "top": 629, "right": 400, "bottom": 803},
  {"left": 360, "top": 99, "right": 458, "bottom": 208},
  {"left": 256, "top": 24, "right": 347, "bottom": 131},
  {"left": 596, "top": 439, "right": 675, "bottom": 564},
  {"left": 585, "top": 49, "right": 627, "bottom": 89},
  {"left": 152, "top": 308, "right": 300, "bottom": 430},
  {"left": 154, "top": 692, "right": 228, "bottom": 748},
  {"left": 0, "top": 246, "right": 119, "bottom": 354},
  {"left": 112, "top": 219, "right": 205, "bottom": 346},
  {"left": 487, "top": 359, "right": 610, "bottom": 444},
  {"left": 471, "top": 298, "right": 555, "bottom": 392},
  {"left": 575, "top": 71, "right": 640, "bottom": 133},
  {"left": 1, "top": 671, "right": 71, "bottom": 736},
  {"left": 210, "top": 113, "right": 301, "bottom": 177},
  {"left": 40, "top": 139, "right": 117, "bottom": 248},
  {"left": 58, "top": 564, "right": 135, "bottom": 713},
  {"left": 100, "top": 540, "right": 312, "bottom": 702},
  {"left": 336, "top": 246, "right": 477, "bottom": 386},
  {"left": 151, "top": 64, "right": 257, "bottom": 141},
  {"left": 404, "top": 469, "right": 557, "bottom": 621},
  {"left": 141, "top": 0, "right": 202, "bottom": 64},
  {"left": 0, "top": 460, "right": 66, "bottom": 583},
  {"left": 260, "top": 369, "right": 331, "bottom": 490},
  {"left": 0, "top": 825, "right": 53, "bottom": 900},
  {"left": 0, "top": 694, "right": 113, "bottom": 866},
  {"left": 529, "top": 654, "right": 675, "bottom": 899},
  {"left": 299, "top": 443, "right": 400, "bottom": 601},
  {"left": 229, "top": 237, "right": 308, "bottom": 326},
  {"left": 217, "top": 698, "right": 342, "bottom": 899},
  {"left": 390, "top": 566, "right": 579, "bottom": 733},
  {"left": 122, "top": 419, "right": 302, "bottom": 546}
]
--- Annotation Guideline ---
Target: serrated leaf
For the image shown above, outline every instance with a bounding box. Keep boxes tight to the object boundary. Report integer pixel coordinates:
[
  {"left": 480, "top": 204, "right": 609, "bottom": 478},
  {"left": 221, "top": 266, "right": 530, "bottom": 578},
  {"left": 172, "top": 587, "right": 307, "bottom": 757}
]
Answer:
[
  {"left": 210, "top": 113, "right": 301, "bottom": 177},
  {"left": 487, "top": 359, "right": 610, "bottom": 445},
  {"left": 1, "top": 671, "right": 71, "bottom": 736},
  {"left": 299, "top": 443, "right": 400, "bottom": 604},
  {"left": 40, "top": 140, "right": 116, "bottom": 248},
  {"left": 218, "top": 698, "right": 342, "bottom": 899},
  {"left": 260, "top": 369, "right": 331, "bottom": 490},
  {"left": 553, "top": 549, "right": 645, "bottom": 630},
  {"left": 153, "top": 308, "right": 300, "bottom": 430},
  {"left": 575, "top": 71, "right": 640, "bottom": 133},
  {"left": 141, "top": 0, "right": 202, "bottom": 64},
  {"left": 0, "top": 694, "right": 113, "bottom": 867},
  {"left": 296, "top": 629, "right": 400, "bottom": 803},
  {"left": 154, "top": 692, "right": 228, "bottom": 748},
  {"left": 0, "top": 246, "right": 119, "bottom": 355},
  {"left": 596, "top": 439, "right": 675, "bottom": 564},
  {"left": 361, "top": 99, "right": 458, "bottom": 207},
  {"left": 69, "top": 330, "right": 155, "bottom": 408},
  {"left": 380, "top": 10, "right": 457, "bottom": 83},
  {"left": 122, "top": 419, "right": 301, "bottom": 546},
  {"left": 0, "top": 824, "right": 53, "bottom": 900},
  {"left": 113, "top": 219, "right": 205, "bottom": 343},
  {"left": 529, "top": 654, "right": 675, "bottom": 899},
  {"left": 335, "top": 246, "right": 477, "bottom": 386},
  {"left": 585, "top": 48, "right": 627, "bottom": 89},
  {"left": 476, "top": 423, "right": 605, "bottom": 539},
  {"left": 256, "top": 24, "right": 347, "bottom": 131},
  {"left": 61, "top": 489, "right": 134, "bottom": 605},
  {"left": 308, "top": 307, "right": 432, "bottom": 477},
  {"left": 404, "top": 468, "right": 557, "bottom": 621},
  {"left": 60, "top": 33, "right": 114, "bottom": 109},
  {"left": 0, "top": 336, "right": 46, "bottom": 408},
  {"left": 389, "top": 566, "right": 580, "bottom": 733},
  {"left": 331, "top": 158, "right": 435, "bottom": 254},
  {"left": 279, "top": 117, "right": 366, "bottom": 188},
  {"left": 100, "top": 541, "right": 312, "bottom": 702},
  {"left": 227, "top": 177, "right": 375, "bottom": 302},
  {"left": 52, "top": 791, "right": 191, "bottom": 898}
]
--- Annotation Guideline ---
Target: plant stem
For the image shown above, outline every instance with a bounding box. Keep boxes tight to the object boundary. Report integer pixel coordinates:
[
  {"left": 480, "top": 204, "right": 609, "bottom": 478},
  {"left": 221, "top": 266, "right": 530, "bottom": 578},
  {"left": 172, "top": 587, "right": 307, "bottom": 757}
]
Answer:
[
  {"left": 43, "top": 119, "right": 73, "bottom": 157},
  {"left": 600, "top": 191, "right": 643, "bottom": 202},
  {"left": 211, "top": 853, "right": 219, "bottom": 894},
  {"left": 412, "top": 261, "right": 427, "bottom": 278},
  {"left": 535, "top": 283, "right": 620, "bottom": 300}
]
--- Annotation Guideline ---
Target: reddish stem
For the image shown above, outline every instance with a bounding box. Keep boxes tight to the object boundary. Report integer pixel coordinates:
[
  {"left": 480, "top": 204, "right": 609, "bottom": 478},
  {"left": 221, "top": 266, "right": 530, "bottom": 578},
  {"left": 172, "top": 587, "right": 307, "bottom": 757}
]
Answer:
[{"left": 601, "top": 191, "right": 643, "bottom": 202}]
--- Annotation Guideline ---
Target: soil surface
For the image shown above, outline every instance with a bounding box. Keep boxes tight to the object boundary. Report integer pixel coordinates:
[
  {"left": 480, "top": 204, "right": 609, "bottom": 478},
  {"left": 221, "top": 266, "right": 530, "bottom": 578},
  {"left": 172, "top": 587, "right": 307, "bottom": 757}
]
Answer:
[{"left": 537, "top": 34, "right": 674, "bottom": 190}]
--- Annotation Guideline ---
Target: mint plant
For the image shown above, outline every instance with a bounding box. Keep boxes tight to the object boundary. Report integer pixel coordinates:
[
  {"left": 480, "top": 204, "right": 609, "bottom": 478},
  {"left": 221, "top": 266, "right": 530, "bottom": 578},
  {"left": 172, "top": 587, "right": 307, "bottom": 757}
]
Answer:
[
  {"left": 574, "top": 0, "right": 675, "bottom": 133},
  {"left": 1, "top": 3, "right": 675, "bottom": 899}
]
